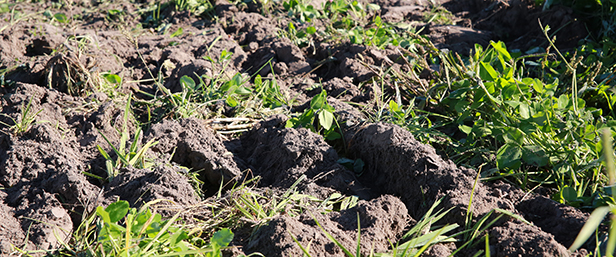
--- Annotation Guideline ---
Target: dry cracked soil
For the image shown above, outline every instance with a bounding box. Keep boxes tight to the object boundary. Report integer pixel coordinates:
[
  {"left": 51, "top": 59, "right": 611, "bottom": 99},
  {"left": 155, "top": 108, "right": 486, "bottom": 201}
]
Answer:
[{"left": 0, "top": 0, "right": 596, "bottom": 256}]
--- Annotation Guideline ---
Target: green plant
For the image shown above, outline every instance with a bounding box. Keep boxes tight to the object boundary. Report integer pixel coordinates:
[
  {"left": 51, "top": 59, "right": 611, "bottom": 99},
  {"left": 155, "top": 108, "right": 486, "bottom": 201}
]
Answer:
[
  {"left": 428, "top": 39, "right": 616, "bottom": 205},
  {"left": 283, "top": 0, "right": 321, "bottom": 23},
  {"left": 280, "top": 22, "right": 317, "bottom": 47},
  {"left": 0, "top": 97, "right": 44, "bottom": 135},
  {"left": 139, "top": 0, "right": 214, "bottom": 33},
  {"left": 375, "top": 99, "right": 451, "bottom": 145},
  {"left": 52, "top": 12, "right": 69, "bottom": 24},
  {"left": 286, "top": 90, "right": 342, "bottom": 141},
  {"left": 0, "top": 3, "right": 42, "bottom": 34},
  {"left": 97, "top": 97, "right": 158, "bottom": 181},
  {"left": 66, "top": 199, "right": 235, "bottom": 256},
  {"left": 136, "top": 50, "right": 290, "bottom": 124},
  {"left": 173, "top": 0, "right": 214, "bottom": 18},
  {"left": 106, "top": 9, "right": 125, "bottom": 23},
  {"left": 570, "top": 128, "right": 616, "bottom": 256},
  {"left": 290, "top": 198, "right": 458, "bottom": 257},
  {"left": 384, "top": 198, "right": 458, "bottom": 257},
  {"left": 422, "top": 5, "right": 455, "bottom": 25}
]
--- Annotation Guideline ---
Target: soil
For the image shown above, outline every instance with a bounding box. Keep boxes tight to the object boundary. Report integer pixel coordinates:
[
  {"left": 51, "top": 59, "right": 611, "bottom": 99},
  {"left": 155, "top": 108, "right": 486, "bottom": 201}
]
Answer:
[{"left": 0, "top": 0, "right": 598, "bottom": 256}]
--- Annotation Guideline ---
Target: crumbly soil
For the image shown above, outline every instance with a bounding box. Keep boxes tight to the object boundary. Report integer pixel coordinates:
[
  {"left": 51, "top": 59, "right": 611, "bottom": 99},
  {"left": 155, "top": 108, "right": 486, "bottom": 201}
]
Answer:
[{"left": 0, "top": 0, "right": 595, "bottom": 256}]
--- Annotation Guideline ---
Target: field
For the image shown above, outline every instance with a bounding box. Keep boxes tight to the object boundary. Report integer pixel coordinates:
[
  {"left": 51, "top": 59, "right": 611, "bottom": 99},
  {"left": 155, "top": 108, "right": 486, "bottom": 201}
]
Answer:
[{"left": 0, "top": 0, "right": 615, "bottom": 256}]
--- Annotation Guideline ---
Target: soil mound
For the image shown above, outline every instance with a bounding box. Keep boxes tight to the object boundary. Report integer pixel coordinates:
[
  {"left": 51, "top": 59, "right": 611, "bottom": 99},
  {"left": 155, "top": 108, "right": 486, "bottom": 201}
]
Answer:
[
  {"left": 238, "top": 115, "right": 370, "bottom": 199},
  {"left": 345, "top": 122, "right": 587, "bottom": 254},
  {"left": 246, "top": 195, "right": 409, "bottom": 256}
]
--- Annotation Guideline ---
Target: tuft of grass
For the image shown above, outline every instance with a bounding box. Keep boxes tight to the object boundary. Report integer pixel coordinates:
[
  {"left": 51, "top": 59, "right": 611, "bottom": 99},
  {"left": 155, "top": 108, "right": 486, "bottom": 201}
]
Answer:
[
  {"left": 0, "top": 97, "right": 44, "bottom": 135},
  {"left": 96, "top": 96, "right": 158, "bottom": 181},
  {"left": 59, "top": 199, "right": 237, "bottom": 256}
]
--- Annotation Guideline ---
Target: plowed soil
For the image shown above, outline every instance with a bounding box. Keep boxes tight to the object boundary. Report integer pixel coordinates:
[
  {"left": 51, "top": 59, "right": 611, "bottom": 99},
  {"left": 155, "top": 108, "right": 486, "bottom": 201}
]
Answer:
[{"left": 0, "top": 0, "right": 595, "bottom": 256}]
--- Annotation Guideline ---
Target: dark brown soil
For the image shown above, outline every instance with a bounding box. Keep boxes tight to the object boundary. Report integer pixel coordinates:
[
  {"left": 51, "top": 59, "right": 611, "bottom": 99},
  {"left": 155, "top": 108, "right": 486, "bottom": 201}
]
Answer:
[{"left": 0, "top": 0, "right": 596, "bottom": 256}]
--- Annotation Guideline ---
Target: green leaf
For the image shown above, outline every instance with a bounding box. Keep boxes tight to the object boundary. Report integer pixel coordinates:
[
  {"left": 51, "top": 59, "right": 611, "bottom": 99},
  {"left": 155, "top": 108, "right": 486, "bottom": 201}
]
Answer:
[
  {"left": 325, "top": 131, "right": 341, "bottom": 140},
  {"left": 288, "top": 22, "right": 296, "bottom": 32},
  {"left": 97, "top": 145, "right": 111, "bottom": 160},
  {"left": 496, "top": 144, "right": 522, "bottom": 170},
  {"left": 340, "top": 196, "right": 359, "bottom": 211},
  {"left": 353, "top": 159, "right": 364, "bottom": 173},
  {"left": 235, "top": 86, "right": 252, "bottom": 95},
  {"left": 519, "top": 102, "right": 530, "bottom": 119},
  {"left": 490, "top": 41, "right": 512, "bottom": 62},
  {"left": 367, "top": 3, "right": 380, "bottom": 10},
  {"left": 106, "top": 200, "right": 130, "bottom": 223},
  {"left": 310, "top": 91, "right": 327, "bottom": 110},
  {"left": 306, "top": 26, "right": 316, "bottom": 34},
  {"left": 96, "top": 206, "right": 111, "bottom": 224},
  {"left": 180, "top": 75, "right": 196, "bottom": 91},
  {"left": 170, "top": 27, "right": 184, "bottom": 38},
  {"left": 318, "top": 110, "right": 334, "bottom": 130},
  {"left": 561, "top": 186, "right": 577, "bottom": 203},
  {"left": 532, "top": 111, "right": 548, "bottom": 127},
  {"left": 388, "top": 100, "right": 400, "bottom": 112},
  {"left": 529, "top": 78, "right": 544, "bottom": 94},
  {"left": 102, "top": 73, "right": 122, "bottom": 85},
  {"left": 254, "top": 75, "right": 262, "bottom": 87},
  {"left": 479, "top": 62, "right": 499, "bottom": 81},
  {"left": 286, "top": 118, "right": 299, "bottom": 128},
  {"left": 459, "top": 125, "right": 472, "bottom": 135},
  {"left": 53, "top": 13, "right": 68, "bottom": 23},
  {"left": 108, "top": 9, "right": 122, "bottom": 16},
  {"left": 500, "top": 80, "right": 517, "bottom": 100},
  {"left": 226, "top": 96, "right": 238, "bottom": 107},
  {"left": 503, "top": 127, "right": 525, "bottom": 145},
  {"left": 558, "top": 94, "right": 570, "bottom": 110},
  {"left": 522, "top": 145, "right": 549, "bottom": 167},
  {"left": 337, "top": 158, "right": 355, "bottom": 167},
  {"left": 168, "top": 230, "right": 188, "bottom": 247},
  {"left": 211, "top": 228, "right": 234, "bottom": 248}
]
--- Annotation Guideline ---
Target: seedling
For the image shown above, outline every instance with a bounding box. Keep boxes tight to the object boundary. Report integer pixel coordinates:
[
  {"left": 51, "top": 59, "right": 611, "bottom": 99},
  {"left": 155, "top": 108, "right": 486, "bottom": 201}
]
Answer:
[
  {"left": 286, "top": 90, "right": 342, "bottom": 141},
  {"left": 69, "top": 199, "right": 235, "bottom": 256},
  {"left": 97, "top": 97, "right": 158, "bottom": 181},
  {"left": 0, "top": 97, "right": 44, "bottom": 135}
]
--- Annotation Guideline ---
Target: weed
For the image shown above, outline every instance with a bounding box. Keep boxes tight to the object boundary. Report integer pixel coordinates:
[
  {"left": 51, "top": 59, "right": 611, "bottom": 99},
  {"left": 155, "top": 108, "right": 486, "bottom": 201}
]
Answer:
[
  {"left": 283, "top": 0, "right": 321, "bottom": 23},
  {"left": 570, "top": 128, "right": 616, "bottom": 256},
  {"left": 97, "top": 97, "right": 158, "bottom": 181},
  {"left": 423, "top": 5, "right": 455, "bottom": 25},
  {"left": 136, "top": 53, "right": 290, "bottom": 124},
  {"left": 139, "top": 0, "right": 214, "bottom": 33},
  {"left": 0, "top": 97, "right": 44, "bottom": 135},
  {"left": 286, "top": 90, "right": 342, "bottom": 141},
  {"left": 106, "top": 9, "right": 126, "bottom": 23},
  {"left": 426, "top": 39, "right": 616, "bottom": 205},
  {"left": 62, "top": 199, "right": 236, "bottom": 256},
  {"left": 384, "top": 198, "right": 458, "bottom": 256}
]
